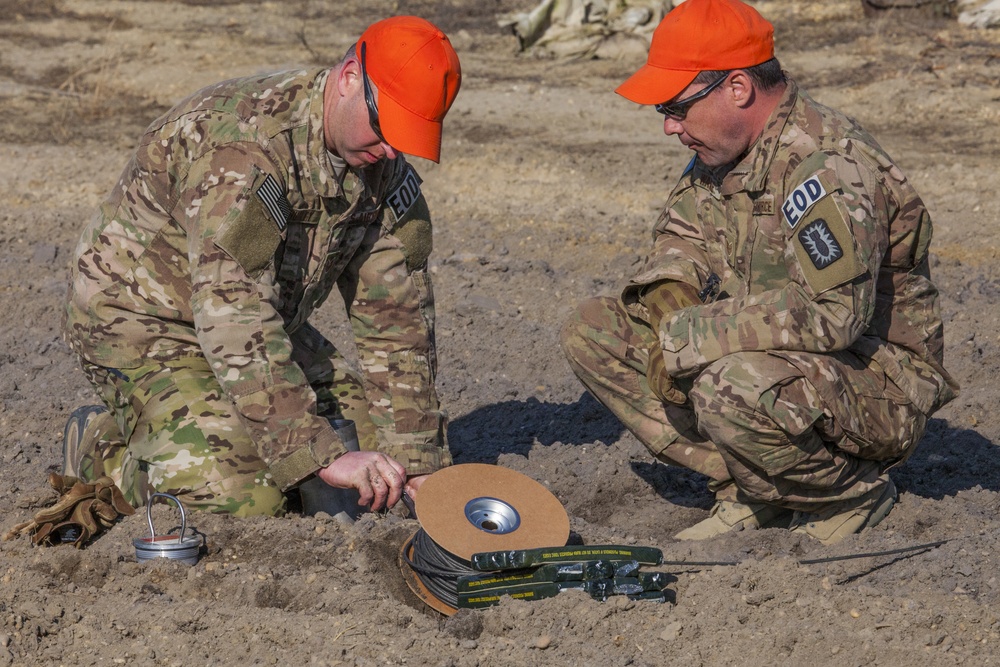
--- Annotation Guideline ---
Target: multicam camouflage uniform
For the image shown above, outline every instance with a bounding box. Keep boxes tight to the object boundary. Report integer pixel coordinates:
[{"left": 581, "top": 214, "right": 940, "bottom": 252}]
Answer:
[
  {"left": 65, "top": 68, "right": 451, "bottom": 516},
  {"left": 562, "top": 79, "right": 958, "bottom": 512}
]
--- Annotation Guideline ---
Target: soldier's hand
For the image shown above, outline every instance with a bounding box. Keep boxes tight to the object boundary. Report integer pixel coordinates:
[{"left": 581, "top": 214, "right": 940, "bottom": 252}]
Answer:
[
  {"left": 646, "top": 344, "right": 687, "bottom": 405},
  {"left": 317, "top": 452, "right": 407, "bottom": 512},
  {"left": 404, "top": 474, "right": 429, "bottom": 502}
]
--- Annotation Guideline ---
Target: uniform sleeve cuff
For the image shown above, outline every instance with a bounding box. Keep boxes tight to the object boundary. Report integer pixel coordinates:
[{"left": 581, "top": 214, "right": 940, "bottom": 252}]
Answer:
[
  {"left": 268, "top": 433, "right": 348, "bottom": 492},
  {"left": 379, "top": 430, "right": 453, "bottom": 477}
]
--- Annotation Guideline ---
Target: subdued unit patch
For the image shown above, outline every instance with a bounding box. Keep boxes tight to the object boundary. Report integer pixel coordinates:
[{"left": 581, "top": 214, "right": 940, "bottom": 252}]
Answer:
[{"left": 792, "top": 194, "right": 864, "bottom": 294}]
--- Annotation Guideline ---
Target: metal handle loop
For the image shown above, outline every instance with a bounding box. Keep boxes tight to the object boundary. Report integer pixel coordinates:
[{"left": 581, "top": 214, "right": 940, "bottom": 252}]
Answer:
[{"left": 146, "top": 492, "right": 187, "bottom": 541}]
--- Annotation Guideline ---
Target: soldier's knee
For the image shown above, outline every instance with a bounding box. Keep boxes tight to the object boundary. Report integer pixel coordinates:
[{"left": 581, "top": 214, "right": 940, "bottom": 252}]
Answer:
[
  {"left": 691, "top": 353, "right": 792, "bottom": 411},
  {"left": 559, "top": 300, "right": 587, "bottom": 352},
  {"left": 559, "top": 296, "right": 616, "bottom": 362},
  {"left": 689, "top": 354, "right": 782, "bottom": 437},
  {"left": 690, "top": 357, "right": 743, "bottom": 411},
  {"left": 227, "top": 485, "right": 286, "bottom": 517}
]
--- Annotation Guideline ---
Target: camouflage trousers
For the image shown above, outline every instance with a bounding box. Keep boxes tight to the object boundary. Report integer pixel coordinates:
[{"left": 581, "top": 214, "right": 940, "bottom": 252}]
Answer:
[
  {"left": 560, "top": 297, "right": 926, "bottom": 512},
  {"left": 76, "top": 324, "right": 377, "bottom": 517}
]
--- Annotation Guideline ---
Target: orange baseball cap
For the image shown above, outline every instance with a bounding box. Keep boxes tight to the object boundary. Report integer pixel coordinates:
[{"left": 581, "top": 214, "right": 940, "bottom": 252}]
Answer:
[
  {"left": 358, "top": 16, "right": 462, "bottom": 163},
  {"left": 616, "top": 0, "right": 774, "bottom": 105}
]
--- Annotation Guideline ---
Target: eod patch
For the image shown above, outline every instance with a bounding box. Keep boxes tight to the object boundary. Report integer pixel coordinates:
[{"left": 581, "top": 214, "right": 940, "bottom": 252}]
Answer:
[
  {"left": 782, "top": 176, "right": 826, "bottom": 229},
  {"left": 386, "top": 164, "right": 423, "bottom": 222}
]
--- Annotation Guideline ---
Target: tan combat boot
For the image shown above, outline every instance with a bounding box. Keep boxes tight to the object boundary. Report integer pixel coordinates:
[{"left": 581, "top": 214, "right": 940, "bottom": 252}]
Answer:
[
  {"left": 674, "top": 500, "right": 792, "bottom": 540},
  {"left": 790, "top": 476, "right": 897, "bottom": 545}
]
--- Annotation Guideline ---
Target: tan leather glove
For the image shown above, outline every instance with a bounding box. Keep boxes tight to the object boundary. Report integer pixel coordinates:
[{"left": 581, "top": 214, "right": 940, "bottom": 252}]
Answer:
[
  {"left": 4, "top": 473, "right": 135, "bottom": 548},
  {"left": 641, "top": 281, "right": 700, "bottom": 405}
]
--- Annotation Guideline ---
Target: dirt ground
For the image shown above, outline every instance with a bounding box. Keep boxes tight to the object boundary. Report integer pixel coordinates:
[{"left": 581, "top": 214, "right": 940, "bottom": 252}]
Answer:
[{"left": 2, "top": 0, "right": 1000, "bottom": 665}]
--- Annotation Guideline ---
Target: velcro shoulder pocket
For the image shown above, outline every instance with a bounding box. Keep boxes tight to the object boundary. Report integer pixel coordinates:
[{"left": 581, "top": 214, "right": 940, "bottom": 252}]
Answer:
[{"left": 215, "top": 169, "right": 286, "bottom": 279}]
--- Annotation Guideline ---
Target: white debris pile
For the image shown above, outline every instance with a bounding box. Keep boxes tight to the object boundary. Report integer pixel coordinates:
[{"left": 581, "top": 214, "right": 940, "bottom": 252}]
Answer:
[
  {"left": 498, "top": 0, "right": 674, "bottom": 59},
  {"left": 958, "top": 0, "right": 1000, "bottom": 27}
]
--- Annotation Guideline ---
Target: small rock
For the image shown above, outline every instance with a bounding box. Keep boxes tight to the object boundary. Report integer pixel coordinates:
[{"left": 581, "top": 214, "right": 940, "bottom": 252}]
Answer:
[
  {"left": 659, "top": 622, "right": 682, "bottom": 642},
  {"left": 443, "top": 609, "right": 482, "bottom": 640},
  {"left": 612, "top": 596, "right": 635, "bottom": 611},
  {"left": 333, "top": 511, "right": 355, "bottom": 526},
  {"left": 534, "top": 635, "right": 551, "bottom": 650},
  {"left": 467, "top": 294, "right": 502, "bottom": 313}
]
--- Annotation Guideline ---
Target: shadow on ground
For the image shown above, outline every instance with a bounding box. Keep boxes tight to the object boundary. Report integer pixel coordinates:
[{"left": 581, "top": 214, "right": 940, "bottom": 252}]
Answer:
[
  {"left": 448, "top": 393, "right": 625, "bottom": 462},
  {"left": 451, "top": 403, "right": 1000, "bottom": 507},
  {"left": 895, "top": 418, "right": 1000, "bottom": 499}
]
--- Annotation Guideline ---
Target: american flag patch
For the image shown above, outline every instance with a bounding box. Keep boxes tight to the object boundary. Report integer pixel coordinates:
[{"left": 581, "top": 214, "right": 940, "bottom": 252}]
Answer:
[{"left": 255, "top": 174, "right": 291, "bottom": 231}]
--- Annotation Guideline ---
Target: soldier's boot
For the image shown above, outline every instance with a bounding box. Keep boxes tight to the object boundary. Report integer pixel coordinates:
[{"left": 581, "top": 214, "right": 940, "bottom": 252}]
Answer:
[
  {"left": 674, "top": 500, "right": 793, "bottom": 541},
  {"left": 789, "top": 476, "right": 897, "bottom": 546},
  {"left": 62, "top": 405, "right": 108, "bottom": 479}
]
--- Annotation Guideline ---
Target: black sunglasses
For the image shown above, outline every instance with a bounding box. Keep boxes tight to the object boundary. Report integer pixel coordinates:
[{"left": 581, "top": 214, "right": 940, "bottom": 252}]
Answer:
[
  {"left": 359, "top": 41, "right": 385, "bottom": 142},
  {"left": 655, "top": 73, "right": 729, "bottom": 121}
]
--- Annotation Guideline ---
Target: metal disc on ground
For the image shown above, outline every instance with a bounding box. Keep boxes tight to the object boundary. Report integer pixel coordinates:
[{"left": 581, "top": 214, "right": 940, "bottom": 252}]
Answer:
[{"left": 414, "top": 463, "right": 570, "bottom": 561}]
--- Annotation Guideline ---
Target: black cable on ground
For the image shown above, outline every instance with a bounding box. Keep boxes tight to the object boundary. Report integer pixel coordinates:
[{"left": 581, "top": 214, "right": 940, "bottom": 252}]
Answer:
[
  {"left": 797, "top": 539, "right": 951, "bottom": 565},
  {"left": 403, "top": 528, "right": 479, "bottom": 608}
]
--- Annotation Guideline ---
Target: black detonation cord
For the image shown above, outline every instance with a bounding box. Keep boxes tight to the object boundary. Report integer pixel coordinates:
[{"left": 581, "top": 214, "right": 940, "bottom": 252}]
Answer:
[{"left": 403, "top": 529, "right": 479, "bottom": 608}]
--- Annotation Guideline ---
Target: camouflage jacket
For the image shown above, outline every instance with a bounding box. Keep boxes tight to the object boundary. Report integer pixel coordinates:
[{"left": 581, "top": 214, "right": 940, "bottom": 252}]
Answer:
[
  {"left": 65, "top": 68, "right": 450, "bottom": 490},
  {"left": 624, "top": 79, "right": 958, "bottom": 415}
]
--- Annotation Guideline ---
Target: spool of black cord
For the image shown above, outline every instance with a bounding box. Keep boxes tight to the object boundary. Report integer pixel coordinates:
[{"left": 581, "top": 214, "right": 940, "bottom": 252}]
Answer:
[{"left": 398, "top": 463, "right": 570, "bottom": 615}]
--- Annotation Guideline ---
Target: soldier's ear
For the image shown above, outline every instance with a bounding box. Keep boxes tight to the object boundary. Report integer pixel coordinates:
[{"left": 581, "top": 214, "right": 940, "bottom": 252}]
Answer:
[
  {"left": 728, "top": 71, "right": 754, "bottom": 109},
  {"left": 335, "top": 59, "right": 363, "bottom": 97}
]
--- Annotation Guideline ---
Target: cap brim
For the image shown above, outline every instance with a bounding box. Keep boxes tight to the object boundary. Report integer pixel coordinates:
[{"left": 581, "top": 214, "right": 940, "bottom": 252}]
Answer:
[
  {"left": 615, "top": 64, "right": 699, "bottom": 106},
  {"left": 379, "top": 95, "right": 443, "bottom": 163}
]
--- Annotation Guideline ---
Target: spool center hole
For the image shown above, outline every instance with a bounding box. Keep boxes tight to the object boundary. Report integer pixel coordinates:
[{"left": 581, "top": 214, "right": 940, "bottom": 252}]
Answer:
[{"left": 464, "top": 497, "right": 520, "bottom": 534}]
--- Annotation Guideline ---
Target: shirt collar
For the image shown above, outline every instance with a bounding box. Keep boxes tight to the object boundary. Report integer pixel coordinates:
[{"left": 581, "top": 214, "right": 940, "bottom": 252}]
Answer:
[
  {"left": 306, "top": 68, "right": 348, "bottom": 199},
  {"left": 719, "top": 77, "right": 799, "bottom": 196}
]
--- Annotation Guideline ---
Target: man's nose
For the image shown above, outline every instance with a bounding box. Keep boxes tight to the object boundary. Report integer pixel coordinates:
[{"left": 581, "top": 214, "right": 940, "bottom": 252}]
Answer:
[
  {"left": 380, "top": 142, "right": 398, "bottom": 160},
  {"left": 663, "top": 117, "right": 684, "bottom": 136}
]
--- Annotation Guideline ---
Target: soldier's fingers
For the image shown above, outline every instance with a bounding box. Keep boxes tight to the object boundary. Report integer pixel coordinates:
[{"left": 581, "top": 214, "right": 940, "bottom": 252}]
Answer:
[
  {"left": 368, "top": 467, "right": 390, "bottom": 511},
  {"left": 376, "top": 459, "right": 405, "bottom": 508},
  {"left": 384, "top": 456, "right": 407, "bottom": 479},
  {"left": 355, "top": 474, "right": 376, "bottom": 508}
]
